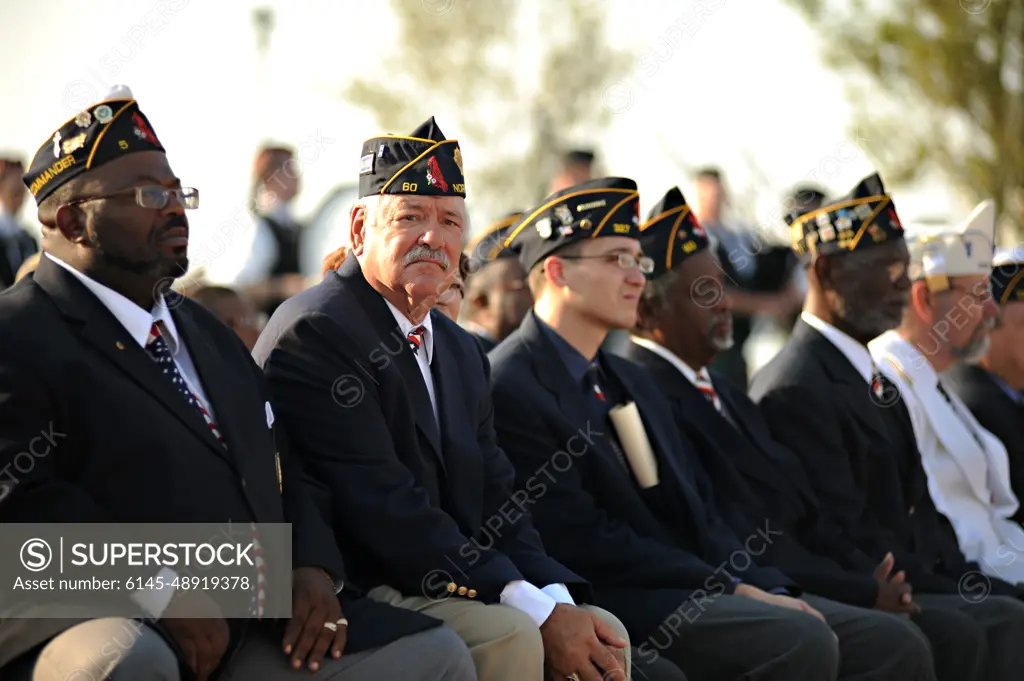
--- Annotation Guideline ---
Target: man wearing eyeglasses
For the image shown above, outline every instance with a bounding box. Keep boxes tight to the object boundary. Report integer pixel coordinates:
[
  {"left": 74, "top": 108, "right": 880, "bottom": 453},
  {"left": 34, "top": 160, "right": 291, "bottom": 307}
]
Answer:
[
  {"left": 0, "top": 87, "right": 474, "bottom": 681},
  {"left": 488, "top": 178, "right": 843, "bottom": 681},
  {"left": 869, "top": 201, "right": 1024, "bottom": 586}
]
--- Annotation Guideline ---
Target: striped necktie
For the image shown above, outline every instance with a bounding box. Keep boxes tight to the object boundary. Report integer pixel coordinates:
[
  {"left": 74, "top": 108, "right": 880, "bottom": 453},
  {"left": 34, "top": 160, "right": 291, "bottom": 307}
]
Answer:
[
  {"left": 407, "top": 325, "right": 427, "bottom": 355},
  {"left": 144, "top": 321, "right": 266, "bottom": 619},
  {"left": 694, "top": 367, "right": 722, "bottom": 412}
]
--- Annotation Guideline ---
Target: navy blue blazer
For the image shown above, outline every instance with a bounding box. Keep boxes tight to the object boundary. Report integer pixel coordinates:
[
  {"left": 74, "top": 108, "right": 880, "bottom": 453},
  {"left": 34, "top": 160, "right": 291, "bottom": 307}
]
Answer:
[
  {"left": 488, "top": 311, "right": 794, "bottom": 639},
  {"left": 253, "top": 253, "right": 587, "bottom": 605}
]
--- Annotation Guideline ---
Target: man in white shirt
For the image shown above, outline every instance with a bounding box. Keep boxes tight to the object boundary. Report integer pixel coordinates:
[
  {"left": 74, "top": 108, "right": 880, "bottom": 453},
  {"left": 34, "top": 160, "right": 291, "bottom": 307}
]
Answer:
[
  {"left": 869, "top": 200, "right": 1024, "bottom": 585},
  {"left": 1, "top": 87, "right": 474, "bottom": 681},
  {"left": 254, "top": 117, "right": 631, "bottom": 681},
  {"left": 750, "top": 174, "right": 1024, "bottom": 681}
]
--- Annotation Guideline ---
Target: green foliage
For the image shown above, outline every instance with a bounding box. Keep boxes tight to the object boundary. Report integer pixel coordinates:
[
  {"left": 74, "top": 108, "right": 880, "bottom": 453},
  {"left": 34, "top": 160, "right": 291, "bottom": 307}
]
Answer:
[{"left": 786, "top": 0, "right": 1024, "bottom": 240}]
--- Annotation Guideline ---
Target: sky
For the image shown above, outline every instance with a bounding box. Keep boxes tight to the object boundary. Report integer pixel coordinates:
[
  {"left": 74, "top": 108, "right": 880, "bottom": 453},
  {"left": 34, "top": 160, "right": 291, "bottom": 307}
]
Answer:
[{"left": 0, "top": 0, "right": 972, "bottom": 284}]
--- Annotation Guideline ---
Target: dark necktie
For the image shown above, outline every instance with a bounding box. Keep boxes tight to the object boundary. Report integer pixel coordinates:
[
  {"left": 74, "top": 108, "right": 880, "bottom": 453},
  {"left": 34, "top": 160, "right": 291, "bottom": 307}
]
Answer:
[
  {"left": 937, "top": 381, "right": 988, "bottom": 452},
  {"left": 144, "top": 321, "right": 266, "bottom": 618},
  {"left": 582, "top": 361, "right": 629, "bottom": 471},
  {"left": 407, "top": 326, "right": 427, "bottom": 355}
]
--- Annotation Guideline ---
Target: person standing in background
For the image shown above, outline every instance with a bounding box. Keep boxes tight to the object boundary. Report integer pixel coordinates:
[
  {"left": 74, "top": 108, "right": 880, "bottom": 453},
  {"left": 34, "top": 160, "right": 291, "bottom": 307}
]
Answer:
[
  {"left": 548, "top": 149, "right": 596, "bottom": 194},
  {"left": 235, "top": 145, "right": 309, "bottom": 316},
  {"left": 0, "top": 155, "right": 39, "bottom": 289},
  {"left": 692, "top": 168, "right": 803, "bottom": 389}
]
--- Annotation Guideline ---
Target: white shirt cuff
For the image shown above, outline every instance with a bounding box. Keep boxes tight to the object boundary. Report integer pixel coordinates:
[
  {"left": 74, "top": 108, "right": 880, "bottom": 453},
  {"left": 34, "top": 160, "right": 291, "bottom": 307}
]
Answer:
[
  {"left": 541, "top": 583, "right": 576, "bottom": 606},
  {"left": 500, "top": 580, "right": 559, "bottom": 626},
  {"left": 130, "top": 567, "right": 177, "bottom": 620}
]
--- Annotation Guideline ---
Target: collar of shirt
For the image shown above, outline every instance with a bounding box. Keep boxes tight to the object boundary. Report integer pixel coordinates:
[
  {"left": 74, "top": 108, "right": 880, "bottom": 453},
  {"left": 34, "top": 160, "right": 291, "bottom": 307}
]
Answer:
[
  {"left": 985, "top": 369, "right": 1024, "bottom": 405},
  {"left": 461, "top": 320, "right": 494, "bottom": 343},
  {"left": 265, "top": 201, "right": 296, "bottom": 229},
  {"left": 45, "top": 252, "right": 182, "bottom": 354},
  {"left": 868, "top": 330, "right": 938, "bottom": 389},
  {"left": 535, "top": 316, "right": 591, "bottom": 384},
  {"left": 801, "top": 310, "right": 874, "bottom": 384},
  {"left": 0, "top": 211, "right": 21, "bottom": 237},
  {"left": 384, "top": 297, "right": 434, "bottom": 364},
  {"left": 629, "top": 335, "right": 701, "bottom": 387}
]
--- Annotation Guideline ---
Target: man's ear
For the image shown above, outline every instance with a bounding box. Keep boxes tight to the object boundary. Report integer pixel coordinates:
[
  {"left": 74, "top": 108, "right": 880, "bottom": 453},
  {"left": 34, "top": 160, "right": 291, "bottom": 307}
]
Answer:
[
  {"left": 53, "top": 204, "right": 87, "bottom": 244},
  {"left": 349, "top": 205, "right": 368, "bottom": 256},
  {"left": 544, "top": 257, "right": 569, "bottom": 288},
  {"left": 812, "top": 253, "right": 835, "bottom": 290},
  {"left": 909, "top": 280, "right": 935, "bottom": 322},
  {"left": 469, "top": 291, "right": 489, "bottom": 312}
]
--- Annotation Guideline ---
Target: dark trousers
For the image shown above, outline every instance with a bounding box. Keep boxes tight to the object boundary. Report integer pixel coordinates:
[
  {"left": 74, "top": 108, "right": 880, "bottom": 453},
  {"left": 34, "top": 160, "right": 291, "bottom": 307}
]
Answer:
[
  {"left": 913, "top": 593, "right": 1024, "bottom": 681},
  {"left": 614, "top": 590, "right": 932, "bottom": 681}
]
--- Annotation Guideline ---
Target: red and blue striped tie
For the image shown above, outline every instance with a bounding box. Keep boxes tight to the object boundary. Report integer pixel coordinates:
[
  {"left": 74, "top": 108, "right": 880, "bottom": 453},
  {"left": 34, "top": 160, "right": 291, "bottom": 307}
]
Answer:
[{"left": 144, "top": 321, "right": 266, "bottom": 619}]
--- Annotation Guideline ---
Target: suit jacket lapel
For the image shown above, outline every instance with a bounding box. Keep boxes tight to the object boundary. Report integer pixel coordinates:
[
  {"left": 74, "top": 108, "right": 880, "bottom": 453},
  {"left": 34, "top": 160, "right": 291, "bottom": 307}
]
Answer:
[
  {"left": 431, "top": 320, "right": 482, "bottom": 514},
  {"left": 608, "top": 359, "right": 694, "bottom": 502},
  {"left": 522, "top": 315, "right": 594, "bottom": 432},
  {"left": 340, "top": 256, "right": 444, "bottom": 469},
  {"left": 33, "top": 257, "right": 233, "bottom": 463},
  {"left": 171, "top": 305, "right": 247, "bottom": 462},
  {"left": 521, "top": 313, "right": 622, "bottom": 471},
  {"left": 798, "top": 322, "right": 895, "bottom": 446},
  {"left": 713, "top": 384, "right": 803, "bottom": 498}
]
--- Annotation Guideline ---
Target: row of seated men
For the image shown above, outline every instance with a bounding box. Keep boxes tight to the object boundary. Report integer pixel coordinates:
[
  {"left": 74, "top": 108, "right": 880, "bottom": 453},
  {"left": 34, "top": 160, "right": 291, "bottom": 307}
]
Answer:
[{"left": 1, "top": 88, "right": 1024, "bottom": 681}]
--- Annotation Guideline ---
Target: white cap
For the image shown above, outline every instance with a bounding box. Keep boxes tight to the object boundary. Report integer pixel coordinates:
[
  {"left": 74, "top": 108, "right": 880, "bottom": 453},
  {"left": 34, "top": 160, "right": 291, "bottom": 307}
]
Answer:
[
  {"left": 907, "top": 199, "right": 996, "bottom": 290},
  {"left": 99, "top": 84, "right": 134, "bottom": 103}
]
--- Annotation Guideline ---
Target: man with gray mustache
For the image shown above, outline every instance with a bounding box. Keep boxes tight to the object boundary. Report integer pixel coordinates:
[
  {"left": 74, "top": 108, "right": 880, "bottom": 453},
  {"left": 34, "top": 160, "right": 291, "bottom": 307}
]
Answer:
[
  {"left": 869, "top": 200, "right": 1024, "bottom": 586},
  {"left": 253, "top": 117, "right": 632, "bottom": 681}
]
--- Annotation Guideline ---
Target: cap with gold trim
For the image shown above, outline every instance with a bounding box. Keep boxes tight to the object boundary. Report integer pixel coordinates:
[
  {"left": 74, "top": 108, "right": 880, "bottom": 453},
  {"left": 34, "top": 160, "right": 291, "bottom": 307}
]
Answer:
[
  {"left": 465, "top": 211, "right": 523, "bottom": 271},
  {"left": 785, "top": 173, "right": 904, "bottom": 259},
  {"left": 358, "top": 116, "right": 466, "bottom": 199},
  {"left": 23, "top": 85, "right": 165, "bottom": 203},
  {"left": 504, "top": 177, "right": 640, "bottom": 274},
  {"left": 990, "top": 246, "right": 1024, "bottom": 305},
  {"left": 636, "top": 186, "right": 708, "bottom": 280}
]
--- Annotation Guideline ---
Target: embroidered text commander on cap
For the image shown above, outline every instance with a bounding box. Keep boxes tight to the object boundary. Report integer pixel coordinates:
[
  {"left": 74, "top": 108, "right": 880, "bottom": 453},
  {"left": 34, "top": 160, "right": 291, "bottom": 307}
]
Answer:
[{"left": 23, "top": 85, "right": 166, "bottom": 204}]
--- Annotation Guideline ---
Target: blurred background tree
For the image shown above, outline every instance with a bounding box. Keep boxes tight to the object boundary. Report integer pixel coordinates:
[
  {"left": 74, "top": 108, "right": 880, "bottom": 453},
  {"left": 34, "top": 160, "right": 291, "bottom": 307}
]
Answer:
[
  {"left": 343, "top": 0, "right": 632, "bottom": 235},
  {"left": 786, "top": 0, "right": 1024, "bottom": 243}
]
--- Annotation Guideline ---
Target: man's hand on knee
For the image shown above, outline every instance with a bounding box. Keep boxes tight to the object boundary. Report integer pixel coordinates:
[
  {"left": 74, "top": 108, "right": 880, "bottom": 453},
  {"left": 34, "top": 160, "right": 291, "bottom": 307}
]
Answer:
[{"left": 540, "top": 604, "right": 628, "bottom": 681}]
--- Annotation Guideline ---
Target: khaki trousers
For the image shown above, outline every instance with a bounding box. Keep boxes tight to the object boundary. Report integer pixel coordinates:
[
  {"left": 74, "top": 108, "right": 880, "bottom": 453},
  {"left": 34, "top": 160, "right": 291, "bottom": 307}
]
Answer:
[{"left": 368, "top": 584, "right": 631, "bottom": 681}]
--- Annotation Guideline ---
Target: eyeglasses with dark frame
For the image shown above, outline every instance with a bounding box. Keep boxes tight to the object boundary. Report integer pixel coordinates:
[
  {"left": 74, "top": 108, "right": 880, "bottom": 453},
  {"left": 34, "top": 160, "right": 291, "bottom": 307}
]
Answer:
[
  {"left": 558, "top": 252, "right": 655, "bottom": 275},
  {"left": 67, "top": 186, "right": 200, "bottom": 211}
]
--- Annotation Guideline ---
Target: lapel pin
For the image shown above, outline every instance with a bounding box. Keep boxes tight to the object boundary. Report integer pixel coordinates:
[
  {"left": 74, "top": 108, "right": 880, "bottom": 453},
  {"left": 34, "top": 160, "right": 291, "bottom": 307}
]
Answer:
[{"left": 115, "top": 341, "right": 125, "bottom": 350}]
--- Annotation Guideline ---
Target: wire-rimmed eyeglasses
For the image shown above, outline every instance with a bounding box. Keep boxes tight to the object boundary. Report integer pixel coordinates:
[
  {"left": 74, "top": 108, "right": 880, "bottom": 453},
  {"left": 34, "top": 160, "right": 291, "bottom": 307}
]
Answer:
[
  {"left": 558, "top": 252, "right": 655, "bottom": 275},
  {"left": 67, "top": 186, "right": 200, "bottom": 211}
]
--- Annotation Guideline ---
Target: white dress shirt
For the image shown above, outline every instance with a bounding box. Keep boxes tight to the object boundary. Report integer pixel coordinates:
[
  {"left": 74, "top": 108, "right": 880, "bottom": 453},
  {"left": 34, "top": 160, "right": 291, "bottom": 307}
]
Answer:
[
  {"left": 46, "top": 253, "right": 202, "bottom": 617},
  {"left": 869, "top": 330, "right": 1024, "bottom": 584},
  {"left": 384, "top": 298, "right": 574, "bottom": 625}
]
